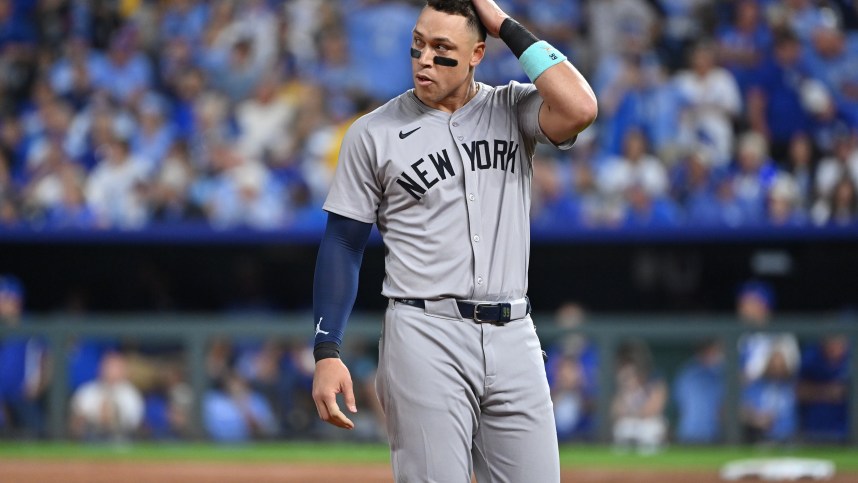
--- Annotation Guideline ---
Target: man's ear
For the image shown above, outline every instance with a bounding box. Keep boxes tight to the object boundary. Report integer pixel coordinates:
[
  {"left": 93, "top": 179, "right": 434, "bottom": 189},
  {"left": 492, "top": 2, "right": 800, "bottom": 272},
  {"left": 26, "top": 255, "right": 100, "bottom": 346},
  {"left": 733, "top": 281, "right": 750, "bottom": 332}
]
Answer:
[{"left": 470, "top": 41, "right": 486, "bottom": 67}]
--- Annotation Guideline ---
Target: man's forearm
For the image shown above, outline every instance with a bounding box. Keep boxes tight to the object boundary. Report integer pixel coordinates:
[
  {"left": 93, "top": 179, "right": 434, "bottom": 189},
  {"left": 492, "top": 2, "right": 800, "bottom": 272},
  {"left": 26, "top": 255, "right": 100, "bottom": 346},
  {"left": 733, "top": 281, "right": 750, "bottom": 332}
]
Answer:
[
  {"left": 497, "top": 17, "right": 597, "bottom": 142},
  {"left": 312, "top": 213, "right": 373, "bottom": 361}
]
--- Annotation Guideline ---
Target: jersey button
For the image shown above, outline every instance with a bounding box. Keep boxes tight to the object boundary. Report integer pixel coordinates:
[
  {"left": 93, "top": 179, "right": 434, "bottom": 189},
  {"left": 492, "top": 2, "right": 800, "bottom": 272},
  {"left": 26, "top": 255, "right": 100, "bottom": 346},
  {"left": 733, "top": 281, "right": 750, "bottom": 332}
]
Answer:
[
  {"left": 477, "top": 277, "right": 483, "bottom": 285},
  {"left": 457, "top": 136, "right": 464, "bottom": 141},
  {"left": 468, "top": 193, "right": 475, "bottom": 201},
  {"left": 452, "top": 122, "right": 459, "bottom": 127},
  {"left": 473, "top": 235, "right": 480, "bottom": 243}
]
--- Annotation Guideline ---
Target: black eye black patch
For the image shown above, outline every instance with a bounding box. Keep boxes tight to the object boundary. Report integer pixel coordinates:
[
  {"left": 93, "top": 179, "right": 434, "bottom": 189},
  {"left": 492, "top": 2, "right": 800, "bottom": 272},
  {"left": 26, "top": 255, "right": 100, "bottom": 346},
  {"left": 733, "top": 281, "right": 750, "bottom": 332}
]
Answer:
[{"left": 411, "top": 47, "right": 458, "bottom": 67}]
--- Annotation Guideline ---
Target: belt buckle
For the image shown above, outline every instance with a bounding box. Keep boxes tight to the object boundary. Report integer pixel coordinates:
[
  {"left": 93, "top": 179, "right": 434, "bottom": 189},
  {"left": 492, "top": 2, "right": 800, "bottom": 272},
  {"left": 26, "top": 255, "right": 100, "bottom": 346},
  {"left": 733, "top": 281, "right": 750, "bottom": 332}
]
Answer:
[{"left": 473, "top": 303, "right": 492, "bottom": 323}]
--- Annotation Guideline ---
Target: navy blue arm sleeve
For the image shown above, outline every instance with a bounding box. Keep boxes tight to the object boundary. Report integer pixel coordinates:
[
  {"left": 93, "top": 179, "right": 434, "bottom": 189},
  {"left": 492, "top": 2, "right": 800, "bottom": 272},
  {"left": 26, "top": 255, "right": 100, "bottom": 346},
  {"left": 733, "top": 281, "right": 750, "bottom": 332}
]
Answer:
[{"left": 312, "top": 212, "right": 373, "bottom": 360}]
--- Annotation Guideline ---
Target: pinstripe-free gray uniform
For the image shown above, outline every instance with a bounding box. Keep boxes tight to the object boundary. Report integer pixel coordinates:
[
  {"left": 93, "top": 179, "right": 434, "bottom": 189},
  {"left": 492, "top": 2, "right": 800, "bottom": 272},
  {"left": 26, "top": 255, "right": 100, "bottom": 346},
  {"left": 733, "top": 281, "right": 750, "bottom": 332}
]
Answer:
[{"left": 324, "top": 80, "right": 573, "bottom": 483}]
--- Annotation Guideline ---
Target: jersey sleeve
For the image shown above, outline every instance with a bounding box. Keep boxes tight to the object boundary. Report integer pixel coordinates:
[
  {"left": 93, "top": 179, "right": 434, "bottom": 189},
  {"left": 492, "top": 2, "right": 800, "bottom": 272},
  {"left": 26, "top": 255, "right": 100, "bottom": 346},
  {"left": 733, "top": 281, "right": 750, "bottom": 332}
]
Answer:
[
  {"left": 323, "top": 118, "right": 382, "bottom": 223},
  {"left": 513, "top": 82, "right": 577, "bottom": 151}
]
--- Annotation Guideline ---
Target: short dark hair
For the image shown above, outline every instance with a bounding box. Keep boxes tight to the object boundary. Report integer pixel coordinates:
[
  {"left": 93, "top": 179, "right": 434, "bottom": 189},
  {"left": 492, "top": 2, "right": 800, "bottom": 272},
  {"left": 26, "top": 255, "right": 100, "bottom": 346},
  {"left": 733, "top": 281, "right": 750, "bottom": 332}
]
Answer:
[{"left": 426, "top": 0, "right": 487, "bottom": 41}]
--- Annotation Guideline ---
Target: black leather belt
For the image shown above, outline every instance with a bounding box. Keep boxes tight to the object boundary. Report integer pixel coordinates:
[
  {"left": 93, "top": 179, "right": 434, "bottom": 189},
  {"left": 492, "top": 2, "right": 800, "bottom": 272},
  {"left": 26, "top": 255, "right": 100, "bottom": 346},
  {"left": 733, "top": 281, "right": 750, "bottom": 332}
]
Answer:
[{"left": 393, "top": 297, "right": 531, "bottom": 325}]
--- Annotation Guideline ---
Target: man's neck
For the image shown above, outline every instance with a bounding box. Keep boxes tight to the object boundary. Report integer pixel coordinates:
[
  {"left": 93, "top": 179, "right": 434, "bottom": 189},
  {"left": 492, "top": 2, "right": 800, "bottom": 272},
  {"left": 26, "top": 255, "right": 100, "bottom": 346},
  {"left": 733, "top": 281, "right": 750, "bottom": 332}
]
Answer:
[{"left": 423, "top": 80, "right": 480, "bottom": 114}]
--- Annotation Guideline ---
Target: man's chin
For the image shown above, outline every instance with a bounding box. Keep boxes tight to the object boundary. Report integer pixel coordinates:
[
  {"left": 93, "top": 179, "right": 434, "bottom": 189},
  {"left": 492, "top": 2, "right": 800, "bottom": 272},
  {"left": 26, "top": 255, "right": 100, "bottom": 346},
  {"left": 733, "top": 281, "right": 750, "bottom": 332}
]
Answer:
[{"left": 413, "top": 85, "right": 438, "bottom": 102}]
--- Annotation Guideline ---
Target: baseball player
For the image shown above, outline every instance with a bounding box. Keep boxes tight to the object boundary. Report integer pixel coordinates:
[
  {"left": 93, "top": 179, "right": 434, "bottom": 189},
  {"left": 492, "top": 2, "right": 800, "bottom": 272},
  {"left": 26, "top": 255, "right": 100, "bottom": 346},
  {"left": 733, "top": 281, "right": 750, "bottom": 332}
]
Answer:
[{"left": 311, "top": 0, "right": 597, "bottom": 481}]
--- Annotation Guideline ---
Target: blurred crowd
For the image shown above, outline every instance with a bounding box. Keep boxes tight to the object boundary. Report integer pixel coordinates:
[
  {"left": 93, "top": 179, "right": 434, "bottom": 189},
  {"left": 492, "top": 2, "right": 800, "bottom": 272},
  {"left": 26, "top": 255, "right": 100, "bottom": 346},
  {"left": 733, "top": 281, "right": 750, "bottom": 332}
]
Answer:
[
  {"left": 549, "top": 280, "right": 852, "bottom": 449},
  {"left": 1, "top": 273, "right": 852, "bottom": 445},
  {"left": 0, "top": 0, "right": 856, "bottom": 232},
  {"left": 529, "top": 0, "right": 858, "bottom": 230}
]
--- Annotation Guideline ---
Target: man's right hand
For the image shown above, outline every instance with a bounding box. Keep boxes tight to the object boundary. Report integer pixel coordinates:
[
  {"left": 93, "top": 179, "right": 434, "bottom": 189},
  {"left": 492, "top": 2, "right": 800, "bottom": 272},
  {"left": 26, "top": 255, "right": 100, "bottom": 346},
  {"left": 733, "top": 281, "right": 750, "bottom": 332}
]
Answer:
[{"left": 312, "top": 358, "right": 357, "bottom": 429}]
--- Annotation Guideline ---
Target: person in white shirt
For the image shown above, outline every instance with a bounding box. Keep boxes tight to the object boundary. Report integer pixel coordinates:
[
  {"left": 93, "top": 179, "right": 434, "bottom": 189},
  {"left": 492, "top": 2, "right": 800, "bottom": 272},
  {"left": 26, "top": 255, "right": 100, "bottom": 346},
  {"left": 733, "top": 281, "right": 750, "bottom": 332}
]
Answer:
[
  {"left": 598, "top": 128, "right": 668, "bottom": 197},
  {"left": 85, "top": 137, "right": 149, "bottom": 228},
  {"left": 675, "top": 42, "right": 742, "bottom": 166},
  {"left": 736, "top": 281, "right": 800, "bottom": 383},
  {"left": 70, "top": 352, "right": 144, "bottom": 441}
]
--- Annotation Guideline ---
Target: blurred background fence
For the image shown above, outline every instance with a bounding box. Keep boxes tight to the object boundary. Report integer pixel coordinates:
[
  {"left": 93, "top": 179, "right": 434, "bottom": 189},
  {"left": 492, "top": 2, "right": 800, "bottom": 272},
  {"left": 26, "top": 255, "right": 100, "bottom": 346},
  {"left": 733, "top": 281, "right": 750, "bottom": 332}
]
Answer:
[{"left": 1, "top": 313, "right": 855, "bottom": 446}]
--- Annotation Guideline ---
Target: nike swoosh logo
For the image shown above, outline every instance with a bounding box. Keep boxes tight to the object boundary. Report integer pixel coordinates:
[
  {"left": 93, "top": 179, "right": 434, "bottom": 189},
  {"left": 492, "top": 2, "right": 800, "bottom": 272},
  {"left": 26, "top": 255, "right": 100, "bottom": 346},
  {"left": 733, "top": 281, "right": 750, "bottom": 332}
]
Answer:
[{"left": 399, "top": 127, "right": 421, "bottom": 139}]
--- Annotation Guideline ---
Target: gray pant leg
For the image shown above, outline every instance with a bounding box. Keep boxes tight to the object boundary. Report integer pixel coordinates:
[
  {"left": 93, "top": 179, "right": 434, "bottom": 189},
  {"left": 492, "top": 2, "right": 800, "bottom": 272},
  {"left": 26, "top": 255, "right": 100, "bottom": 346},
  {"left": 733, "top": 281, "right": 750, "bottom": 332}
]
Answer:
[
  {"left": 376, "top": 304, "right": 484, "bottom": 483},
  {"left": 472, "top": 316, "right": 561, "bottom": 483}
]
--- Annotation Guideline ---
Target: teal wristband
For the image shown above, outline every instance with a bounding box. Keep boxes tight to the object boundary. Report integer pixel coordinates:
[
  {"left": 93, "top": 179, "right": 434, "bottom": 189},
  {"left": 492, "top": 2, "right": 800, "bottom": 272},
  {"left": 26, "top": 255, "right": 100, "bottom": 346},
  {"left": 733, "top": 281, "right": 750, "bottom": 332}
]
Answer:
[{"left": 519, "top": 40, "right": 567, "bottom": 82}]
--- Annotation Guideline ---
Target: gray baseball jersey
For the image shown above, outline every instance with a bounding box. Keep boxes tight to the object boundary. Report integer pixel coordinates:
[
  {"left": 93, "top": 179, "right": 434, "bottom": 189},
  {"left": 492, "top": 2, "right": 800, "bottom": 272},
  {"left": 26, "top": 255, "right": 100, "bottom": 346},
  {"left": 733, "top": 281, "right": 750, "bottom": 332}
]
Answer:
[{"left": 323, "top": 81, "right": 574, "bottom": 301}]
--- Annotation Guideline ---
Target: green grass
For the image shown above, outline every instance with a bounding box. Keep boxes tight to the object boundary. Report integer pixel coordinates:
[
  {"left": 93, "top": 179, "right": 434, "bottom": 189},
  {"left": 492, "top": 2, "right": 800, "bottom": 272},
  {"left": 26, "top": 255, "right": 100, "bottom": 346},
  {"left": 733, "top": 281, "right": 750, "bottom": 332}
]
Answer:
[{"left": 0, "top": 442, "right": 856, "bottom": 471}]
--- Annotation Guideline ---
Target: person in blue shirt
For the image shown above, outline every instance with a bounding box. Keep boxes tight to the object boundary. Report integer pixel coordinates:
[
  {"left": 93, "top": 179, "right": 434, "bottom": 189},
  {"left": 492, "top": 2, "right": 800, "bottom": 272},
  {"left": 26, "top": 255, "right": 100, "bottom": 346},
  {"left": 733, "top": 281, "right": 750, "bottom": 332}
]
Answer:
[
  {"left": 0, "top": 275, "right": 48, "bottom": 438},
  {"left": 674, "top": 339, "right": 725, "bottom": 443},
  {"left": 747, "top": 31, "right": 812, "bottom": 162},
  {"left": 716, "top": 0, "right": 773, "bottom": 96},
  {"left": 341, "top": 1, "right": 421, "bottom": 102},
  {"left": 545, "top": 303, "right": 598, "bottom": 441},
  {"left": 798, "top": 334, "right": 850, "bottom": 442},
  {"left": 203, "top": 370, "right": 278, "bottom": 443}
]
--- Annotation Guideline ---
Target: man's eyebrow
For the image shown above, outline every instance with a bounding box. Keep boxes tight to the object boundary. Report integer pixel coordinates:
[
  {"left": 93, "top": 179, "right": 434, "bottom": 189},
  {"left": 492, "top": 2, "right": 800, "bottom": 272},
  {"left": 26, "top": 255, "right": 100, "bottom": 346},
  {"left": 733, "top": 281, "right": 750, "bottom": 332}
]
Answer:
[{"left": 413, "top": 29, "right": 455, "bottom": 44}]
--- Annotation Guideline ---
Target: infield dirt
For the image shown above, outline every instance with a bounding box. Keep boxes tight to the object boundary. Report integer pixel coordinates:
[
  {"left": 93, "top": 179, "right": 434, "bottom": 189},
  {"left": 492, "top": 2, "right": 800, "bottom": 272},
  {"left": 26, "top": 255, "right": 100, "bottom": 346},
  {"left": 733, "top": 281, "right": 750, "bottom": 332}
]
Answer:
[{"left": 2, "top": 460, "right": 858, "bottom": 483}]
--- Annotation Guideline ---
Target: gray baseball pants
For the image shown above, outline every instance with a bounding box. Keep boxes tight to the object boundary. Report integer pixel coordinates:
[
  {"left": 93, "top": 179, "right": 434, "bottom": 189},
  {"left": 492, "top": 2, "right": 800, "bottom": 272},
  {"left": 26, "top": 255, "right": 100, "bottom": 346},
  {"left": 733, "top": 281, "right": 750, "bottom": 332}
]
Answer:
[{"left": 375, "top": 299, "right": 560, "bottom": 483}]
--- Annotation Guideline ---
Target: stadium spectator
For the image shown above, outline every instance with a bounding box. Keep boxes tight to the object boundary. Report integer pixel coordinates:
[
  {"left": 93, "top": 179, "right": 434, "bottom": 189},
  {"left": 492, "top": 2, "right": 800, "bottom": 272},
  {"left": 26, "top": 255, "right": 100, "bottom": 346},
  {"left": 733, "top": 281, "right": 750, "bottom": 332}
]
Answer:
[
  {"left": 0, "top": 0, "right": 37, "bottom": 116},
  {"left": 85, "top": 135, "right": 149, "bottom": 228},
  {"left": 611, "top": 340, "right": 667, "bottom": 454},
  {"left": 621, "top": 184, "right": 682, "bottom": 228},
  {"left": 148, "top": 141, "right": 203, "bottom": 223},
  {"left": 235, "top": 71, "right": 297, "bottom": 165},
  {"left": 686, "top": 167, "right": 749, "bottom": 227},
  {"left": 69, "top": 351, "right": 144, "bottom": 441},
  {"left": 547, "top": 302, "right": 598, "bottom": 440},
  {"left": 798, "top": 334, "right": 850, "bottom": 442},
  {"left": 804, "top": 23, "right": 858, "bottom": 126},
  {"left": 729, "top": 131, "right": 778, "bottom": 224},
  {"left": 806, "top": 84, "right": 854, "bottom": 157},
  {"left": 531, "top": 149, "right": 582, "bottom": 229},
  {"left": 512, "top": 0, "right": 584, "bottom": 58},
  {"left": 551, "top": 355, "right": 588, "bottom": 442},
  {"left": 204, "top": 148, "right": 286, "bottom": 230},
  {"left": 340, "top": 0, "right": 420, "bottom": 101},
  {"left": 736, "top": 280, "right": 800, "bottom": 383},
  {"left": 49, "top": 37, "right": 101, "bottom": 112},
  {"left": 0, "top": 275, "right": 48, "bottom": 438},
  {"left": 783, "top": 132, "right": 815, "bottom": 208},
  {"left": 0, "top": 116, "right": 26, "bottom": 178},
  {"left": 141, "top": 362, "right": 193, "bottom": 440},
  {"left": 747, "top": 30, "right": 812, "bottom": 161},
  {"left": 741, "top": 348, "right": 798, "bottom": 443},
  {"left": 781, "top": 0, "right": 832, "bottom": 43},
  {"left": 301, "top": 25, "right": 366, "bottom": 123},
  {"left": 675, "top": 41, "right": 743, "bottom": 166},
  {"left": 92, "top": 27, "right": 153, "bottom": 105},
  {"left": 766, "top": 172, "right": 806, "bottom": 227},
  {"left": 716, "top": 0, "right": 772, "bottom": 95},
  {"left": 588, "top": 0, "right": 659, "bottom": 61},
  {"left": 130, "top": 93, "right": 177, "bottom": 174},
  {"left": 22, "top": 139, "right": 75, "bottom": 219},
  {"left": 812, "top": 175, "right": 858, "bottom": 227},
  {"left": 202, "top": 35, "right": 266, "bottom": 104},
  {"left": 814, "top": 134, "right": 858, "bottom": 200},
  {"left": 159, "top": 0, "right": 209, "bottom": 48},
  {"left": 66, "top": 96, "right": 136, "bottom": 172},
  {"left": 0, "top": 150, "right": 18, "bottom": 225},
  {"left": 594, "top": 50, "right": 664, "bottom": 156},
  {"left": 599, "top": 129, "right": 669, "bottom": 198},
  {"left": 674, "top": 339, "right": 725, "bottom": 443},
  {"left": 44, "top": 162, "right": 97, "bottom": 229},
  {"left": 202, "top": 370, "right": 278, "bottom": 443}
]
